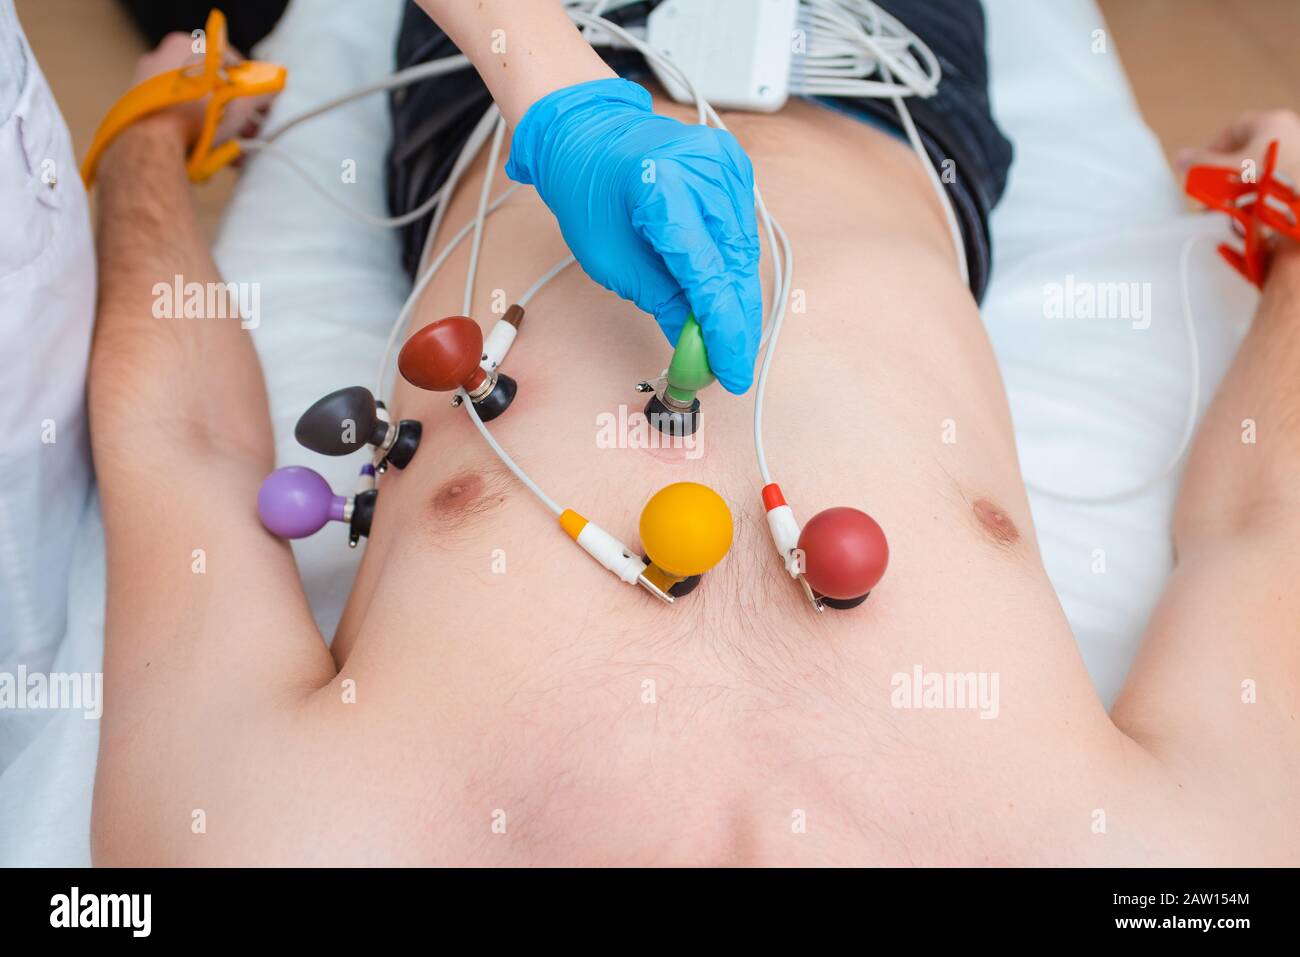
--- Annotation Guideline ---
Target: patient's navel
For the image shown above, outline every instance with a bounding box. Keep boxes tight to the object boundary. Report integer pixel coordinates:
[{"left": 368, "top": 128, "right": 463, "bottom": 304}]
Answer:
[{"left": 972, "top": 498, "right": 1019, "bottom": 546}]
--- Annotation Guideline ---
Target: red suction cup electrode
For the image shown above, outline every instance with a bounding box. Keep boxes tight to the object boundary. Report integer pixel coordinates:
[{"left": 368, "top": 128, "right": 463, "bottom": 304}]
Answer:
[
  {"left": 398, "top": 315, "right": 517, "bottom": 421},
  {"left": 797, "top": 506, "right": 889, "bottom": 607},
  {"left": 399, "top": 316, "right": 485, "bottom": 392}
]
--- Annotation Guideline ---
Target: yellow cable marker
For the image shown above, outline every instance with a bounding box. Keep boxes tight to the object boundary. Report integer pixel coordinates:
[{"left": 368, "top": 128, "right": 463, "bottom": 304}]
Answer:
[{"left": 559, "top": 508, "right": 588, "bottom": 541}]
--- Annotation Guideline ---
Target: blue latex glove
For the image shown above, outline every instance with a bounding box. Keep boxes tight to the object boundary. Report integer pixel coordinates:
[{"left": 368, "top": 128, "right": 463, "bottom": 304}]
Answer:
[{"left": 506, "top": 77, "right": 762, "bottom": 394}]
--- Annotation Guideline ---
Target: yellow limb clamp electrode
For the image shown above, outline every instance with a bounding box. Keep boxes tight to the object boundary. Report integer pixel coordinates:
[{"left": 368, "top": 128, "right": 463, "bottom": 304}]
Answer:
[{"left": 80, "top": 9, "right": 286, "bottom": 189}]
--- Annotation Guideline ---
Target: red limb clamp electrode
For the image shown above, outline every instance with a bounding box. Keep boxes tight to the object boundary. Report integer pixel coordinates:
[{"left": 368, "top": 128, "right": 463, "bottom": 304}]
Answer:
[{"left": 1184, "top": 139, "right": 1300, "bottom": 288}]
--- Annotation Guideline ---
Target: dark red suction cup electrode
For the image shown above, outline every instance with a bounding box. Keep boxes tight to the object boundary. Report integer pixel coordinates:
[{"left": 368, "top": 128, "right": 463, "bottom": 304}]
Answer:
[
  {"left": 398, "top": 315, "right": 517, "bottom": 421},
  {"left": 797, "top": 506, "right": 889, "bottom": 609}
]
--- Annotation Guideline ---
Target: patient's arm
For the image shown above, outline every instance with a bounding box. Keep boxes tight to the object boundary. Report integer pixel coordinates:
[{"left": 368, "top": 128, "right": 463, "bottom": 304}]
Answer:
[
  {"left": 415, "top": 0, "right": 615, "bottom": 125},
  {"left": 89, "top": 115, "right": 335, "bottom": 861},
  {"left": 1112, "top": 113, "right": 1300, "bottom": 860}
]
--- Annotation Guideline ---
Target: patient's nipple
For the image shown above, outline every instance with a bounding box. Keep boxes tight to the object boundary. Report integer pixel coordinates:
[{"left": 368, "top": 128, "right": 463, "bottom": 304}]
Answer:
[
  {"left": 972, "top": 498, "right": 1019, "bottom": 546},
  {"left": 433, "top": 473, "right": 485, "bottom": 513},
  {"left": 425, "top": 470, "right": 511, "bottom": 533}
]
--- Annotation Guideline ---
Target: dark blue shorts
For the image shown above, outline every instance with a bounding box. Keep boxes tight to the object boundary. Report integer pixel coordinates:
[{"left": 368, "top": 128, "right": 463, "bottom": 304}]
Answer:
[{"left": 387, "top": 0, "right": 1013, "bottom": 301}]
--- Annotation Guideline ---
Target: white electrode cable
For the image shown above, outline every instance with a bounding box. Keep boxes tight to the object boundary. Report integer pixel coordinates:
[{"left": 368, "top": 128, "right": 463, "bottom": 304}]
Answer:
[
  {"left": 884, "top": 66, "right": 969, "bottom": 287},
  {"left": 376, "top": 105, "right": 503, "bottom": 400},
  {"left": 798, "top": 0, "right": 965, "bottom": 284},
  {"left": 463, "top": 116, "right": 508, "bottom": 315},
  {"left": 236, "top": 54, "right": 482, "bottom": 230},
  {"left": 249, "top": 9, "right": 635, "bottom": 145},
  {"left": 418, "top": 105, "right": 502, "bottom": 276},
  {"left": 460, "top": 387, "right": 564, "bottom": 515},
  {"left": 375, "top": 182, "right": 520, "bottom": 399},
  {"left": 519, "top": 255, "right": 578, "bottom": 306},
  {"left": 795, "top": 0, "right": 940, "bottom": 98},
  {"left": 257, "top": 55, "right": 470, "bottom": 143},
  {"left": 249, "top": 0, "right": 1195, "bottom": 516},
  {"left": 753, "top": 212, "right": 796, "bottom": 486},
  {"left": 238, "top": 138, "right": 449, "bottom": 228},
  {"left": 577, "top": 0, "right": 637, "bottom": 43}
]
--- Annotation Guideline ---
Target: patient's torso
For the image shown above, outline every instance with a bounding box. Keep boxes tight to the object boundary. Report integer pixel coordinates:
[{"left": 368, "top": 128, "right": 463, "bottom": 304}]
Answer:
[{"left": 303, "top": 97, "right": 1123, "bottom": 865}]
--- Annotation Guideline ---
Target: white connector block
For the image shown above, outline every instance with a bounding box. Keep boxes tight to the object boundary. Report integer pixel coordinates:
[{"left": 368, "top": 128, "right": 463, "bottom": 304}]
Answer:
[
  {"left": 646, "top": 0, "right": 798, "bottom": 113},
  {"left": 764, "top": 503, "right": 803, "bottom": 578},
  {"left": 481, "top": 319, "right": 517, "bottom": 372},
  {"left": 575, "top": 521, "right": 645, "bottom": 585}
]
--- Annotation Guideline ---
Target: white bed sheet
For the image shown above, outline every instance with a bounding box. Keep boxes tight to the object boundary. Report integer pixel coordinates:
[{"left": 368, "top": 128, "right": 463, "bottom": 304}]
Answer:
[
  {"left": 981, "top": 0, "right": 1257, "bottom": 700},
  {"left": 0, "top": 0, "right": 1257, "bottom": 866}
]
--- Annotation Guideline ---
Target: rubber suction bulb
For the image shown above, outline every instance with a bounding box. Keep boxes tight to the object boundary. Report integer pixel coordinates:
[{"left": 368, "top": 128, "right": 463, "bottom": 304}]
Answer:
[
  {"left": 639, "top": 482, "right": 734, "bottom": 579},
  {"left": 797, "top": 507, "right": 889, "bottom": 602},
  {"left": 295, "top": 386, "right": 385, "bottom": 455},
  {"left": 398, "top": 316, "right": 485, "bottom": 392},
  {"left": 257, "top": 466, "right": 342, "bottom": 539}
]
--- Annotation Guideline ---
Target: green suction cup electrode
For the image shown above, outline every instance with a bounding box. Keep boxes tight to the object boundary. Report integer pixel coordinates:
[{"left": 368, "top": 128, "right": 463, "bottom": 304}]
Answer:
[
  {"left": 645, "top": 314, "right": 715, "bottom": 437},
  {"left": 664, "top": 314, "right": 716, "bottom": 405}
]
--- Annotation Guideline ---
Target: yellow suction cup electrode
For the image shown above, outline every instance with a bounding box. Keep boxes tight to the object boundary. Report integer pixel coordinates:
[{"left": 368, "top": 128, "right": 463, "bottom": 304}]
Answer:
[
  {"left": 557, "top": 480, "right": 733, "bottom": 604},
  {"left": 639, "top": 481, "right": 733, "bottom": 597}
]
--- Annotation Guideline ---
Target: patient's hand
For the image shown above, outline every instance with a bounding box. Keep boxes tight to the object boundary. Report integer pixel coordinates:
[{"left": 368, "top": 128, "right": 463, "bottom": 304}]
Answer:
[
  {"left": 1177, "top": 109, "right": 1300, "bottom": 184},
  {"left": 130, "top": 32, "right": 277, "bottom": 152}
]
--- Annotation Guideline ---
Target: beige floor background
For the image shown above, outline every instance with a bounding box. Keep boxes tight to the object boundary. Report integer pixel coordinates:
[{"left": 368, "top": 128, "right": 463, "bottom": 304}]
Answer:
[{"left": 14, "top": 0, "right": 1300, "bottom": 237}]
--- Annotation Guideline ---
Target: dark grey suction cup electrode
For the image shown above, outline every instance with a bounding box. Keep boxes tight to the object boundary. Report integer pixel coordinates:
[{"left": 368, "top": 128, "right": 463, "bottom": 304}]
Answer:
[{"left": 295, "top": 386, "right": 422, "bottom": 470}]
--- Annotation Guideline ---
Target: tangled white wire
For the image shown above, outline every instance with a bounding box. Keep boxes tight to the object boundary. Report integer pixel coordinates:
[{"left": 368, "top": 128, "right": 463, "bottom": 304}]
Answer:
[{"left": 795, "top": 0, "right": 940, "bottom": 98}]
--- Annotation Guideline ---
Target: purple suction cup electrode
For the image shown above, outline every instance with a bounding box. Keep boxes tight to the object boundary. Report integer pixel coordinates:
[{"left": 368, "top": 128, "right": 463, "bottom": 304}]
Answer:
[{"left": 257, "top": 466, "right": 346, "bottom": 539}]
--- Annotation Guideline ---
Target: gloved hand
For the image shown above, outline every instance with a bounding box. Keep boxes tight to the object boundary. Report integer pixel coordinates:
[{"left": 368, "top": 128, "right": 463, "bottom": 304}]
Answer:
[{"left": 506, "top": 77, "right": 763, "bottom": 394}]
